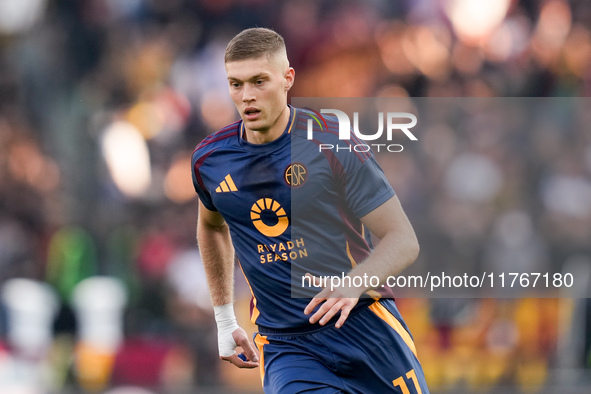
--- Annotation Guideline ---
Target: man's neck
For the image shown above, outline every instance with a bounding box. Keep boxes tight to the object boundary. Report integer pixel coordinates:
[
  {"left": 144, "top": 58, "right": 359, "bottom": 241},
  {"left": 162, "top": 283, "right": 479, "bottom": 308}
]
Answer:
[{"left": 244, "top": 106, "right": 291, "bottom": 144}]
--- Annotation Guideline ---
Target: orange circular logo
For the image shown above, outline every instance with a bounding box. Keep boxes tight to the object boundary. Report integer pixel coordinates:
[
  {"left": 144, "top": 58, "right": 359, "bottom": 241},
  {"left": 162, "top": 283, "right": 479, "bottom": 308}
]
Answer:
[{"left": 250, "top": 198, "right": 289, "bottom": 237}]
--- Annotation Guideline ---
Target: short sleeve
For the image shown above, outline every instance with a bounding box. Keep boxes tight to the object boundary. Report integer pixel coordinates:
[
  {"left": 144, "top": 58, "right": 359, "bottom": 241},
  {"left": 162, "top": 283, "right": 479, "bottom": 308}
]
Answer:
[
  {"left": 343, "top": 154, "right": 395, "bottom": 218},
  {"left": 192, "top": 156, "right": 217, "bottom": 212}
]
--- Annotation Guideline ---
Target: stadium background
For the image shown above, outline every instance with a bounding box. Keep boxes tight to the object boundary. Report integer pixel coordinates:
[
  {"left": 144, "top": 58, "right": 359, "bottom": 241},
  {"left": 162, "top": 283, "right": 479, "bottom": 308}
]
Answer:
[{"left": 0, "top": 0, "right": 590, "bottom": 393}]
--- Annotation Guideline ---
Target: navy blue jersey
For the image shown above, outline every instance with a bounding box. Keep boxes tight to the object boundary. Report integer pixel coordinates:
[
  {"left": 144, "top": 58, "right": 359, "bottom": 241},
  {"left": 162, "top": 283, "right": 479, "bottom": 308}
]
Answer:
[{"left": 192, "top": 106, "right": 395, "bottom": 330}]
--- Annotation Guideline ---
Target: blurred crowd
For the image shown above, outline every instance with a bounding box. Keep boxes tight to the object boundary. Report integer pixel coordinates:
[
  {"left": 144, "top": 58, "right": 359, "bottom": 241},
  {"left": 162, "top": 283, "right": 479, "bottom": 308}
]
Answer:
[{"left": 0, "top": 0, "right": 590, "bottom": 393}]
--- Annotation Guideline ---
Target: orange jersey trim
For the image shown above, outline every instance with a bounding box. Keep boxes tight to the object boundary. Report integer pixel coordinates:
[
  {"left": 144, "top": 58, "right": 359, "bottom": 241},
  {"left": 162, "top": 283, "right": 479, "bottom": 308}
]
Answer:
[
  {"left": 369, "top": 301, "right": 418, "bottom": 359},
  {"left": 287, "top": 108, "right": 296, "bottom": 133},
  {"left": 254, "top": 333, "right": 269, "bottom": 384},
  {"left": 346, "top": 241, "right": 358, "bottom": 268},
  {"left": 238, "top": 261, "right": 260, "bottom": 323},
  {"left": 346, "top": 239, "right": 381, "bottom": 300}
]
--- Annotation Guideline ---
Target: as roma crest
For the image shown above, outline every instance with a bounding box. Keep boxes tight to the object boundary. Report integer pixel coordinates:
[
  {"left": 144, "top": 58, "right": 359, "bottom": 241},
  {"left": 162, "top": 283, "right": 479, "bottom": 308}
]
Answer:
[{"left": 284, "top": 162, "right": 307, "bottom": 188}]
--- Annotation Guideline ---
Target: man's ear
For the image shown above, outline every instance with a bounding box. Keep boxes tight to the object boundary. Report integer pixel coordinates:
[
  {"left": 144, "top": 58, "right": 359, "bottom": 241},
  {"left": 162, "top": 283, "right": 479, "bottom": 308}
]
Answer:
[{"left": 285, "top": 67, "right": 295, "bottom": 91}]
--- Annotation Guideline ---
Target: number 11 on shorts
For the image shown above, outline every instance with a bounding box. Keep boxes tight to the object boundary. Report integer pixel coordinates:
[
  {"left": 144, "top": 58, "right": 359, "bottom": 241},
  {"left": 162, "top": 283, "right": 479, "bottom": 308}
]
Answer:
[{"left": 392, "top": 369, "right": 422, "bottom": 394}]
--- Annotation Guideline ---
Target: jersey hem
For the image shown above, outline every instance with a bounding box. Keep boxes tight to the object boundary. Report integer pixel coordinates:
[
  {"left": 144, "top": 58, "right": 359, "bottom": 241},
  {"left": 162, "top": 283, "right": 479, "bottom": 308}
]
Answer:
[{"left": 256, "top": 298, "right": 374, "bottom": 336}]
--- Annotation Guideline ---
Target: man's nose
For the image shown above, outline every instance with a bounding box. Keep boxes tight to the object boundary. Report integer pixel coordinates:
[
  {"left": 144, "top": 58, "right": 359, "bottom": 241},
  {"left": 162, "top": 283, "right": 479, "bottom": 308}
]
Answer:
[{"left": 242, "top": 84, "right": 255, "bottom": 102}]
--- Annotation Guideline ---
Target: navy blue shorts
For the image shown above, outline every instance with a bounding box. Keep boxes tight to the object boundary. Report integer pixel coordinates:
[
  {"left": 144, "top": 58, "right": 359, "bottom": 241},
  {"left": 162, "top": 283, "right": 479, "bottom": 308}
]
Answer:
[{"left": 254, "top": 299, "right": 429, "bottom": 393}]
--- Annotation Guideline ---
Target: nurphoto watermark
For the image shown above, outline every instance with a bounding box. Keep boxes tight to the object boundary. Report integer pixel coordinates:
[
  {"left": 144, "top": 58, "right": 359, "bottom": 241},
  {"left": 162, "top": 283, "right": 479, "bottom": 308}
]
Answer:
[{"left": 305, "top": 108, "right": 418, "bottom": 153}]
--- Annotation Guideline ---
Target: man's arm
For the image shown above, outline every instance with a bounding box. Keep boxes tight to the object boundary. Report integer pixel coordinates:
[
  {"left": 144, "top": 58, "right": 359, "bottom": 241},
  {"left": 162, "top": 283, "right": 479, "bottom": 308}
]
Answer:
[
  {"left": 304, "top": 195, "right": 419, "bottom": 328},
  {"left": 197, "top": 201, "right": 259, "bottom": 368},
  {"left": 197, "top": 200, "right": 235, "bottom": 306}
]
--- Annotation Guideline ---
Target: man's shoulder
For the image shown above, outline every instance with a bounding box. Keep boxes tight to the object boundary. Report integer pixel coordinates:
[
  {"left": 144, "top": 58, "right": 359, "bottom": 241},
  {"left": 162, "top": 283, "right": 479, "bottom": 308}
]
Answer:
[{"left": 192, "top": 121, "right": 241, "bottom": 159}]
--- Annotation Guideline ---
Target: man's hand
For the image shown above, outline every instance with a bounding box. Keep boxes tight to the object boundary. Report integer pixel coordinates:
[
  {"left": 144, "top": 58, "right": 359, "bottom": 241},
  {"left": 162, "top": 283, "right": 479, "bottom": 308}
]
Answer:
[
  {"left": 219, "top": 327, "right": 259, "bottom": 369},
  {"left": 214, "top": 303, "right": 259, "bottom": 369},
  {"left": 303, "top": 273, "right": 361, "bottom": 329}
]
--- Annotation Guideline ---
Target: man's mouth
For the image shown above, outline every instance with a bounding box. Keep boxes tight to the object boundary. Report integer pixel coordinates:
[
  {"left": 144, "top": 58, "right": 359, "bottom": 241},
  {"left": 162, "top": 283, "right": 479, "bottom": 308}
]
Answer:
[{"left": 244, "top": 107, "right": 261, "bottom": 120}]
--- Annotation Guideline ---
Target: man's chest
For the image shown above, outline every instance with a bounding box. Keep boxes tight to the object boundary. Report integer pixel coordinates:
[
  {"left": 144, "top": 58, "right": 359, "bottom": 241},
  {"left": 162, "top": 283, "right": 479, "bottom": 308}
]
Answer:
[{"left": 203, "top": 149, "right": 339, "bottom": 226}]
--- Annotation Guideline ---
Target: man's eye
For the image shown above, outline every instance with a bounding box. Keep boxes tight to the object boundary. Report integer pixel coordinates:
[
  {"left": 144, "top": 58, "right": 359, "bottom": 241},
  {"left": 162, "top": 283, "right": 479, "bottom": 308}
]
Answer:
[
  {"left": 231, "top": 83, "right": 241, "bottom": 88},
  {"left": 256, "top": 80, "right": 264, "bottom": 85}
]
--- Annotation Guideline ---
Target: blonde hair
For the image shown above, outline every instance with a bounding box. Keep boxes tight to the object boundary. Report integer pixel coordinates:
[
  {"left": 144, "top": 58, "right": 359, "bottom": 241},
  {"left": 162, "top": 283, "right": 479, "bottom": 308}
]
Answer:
[{"left": 225, "top": 27, "right": 286, "bottom": 63}]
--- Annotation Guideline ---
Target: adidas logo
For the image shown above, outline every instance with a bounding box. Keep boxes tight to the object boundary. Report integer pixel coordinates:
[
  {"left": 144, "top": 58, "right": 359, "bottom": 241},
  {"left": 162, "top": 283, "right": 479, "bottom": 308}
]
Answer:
[{"left": 215, "top": 174, "right": 238, "bottom": 193}]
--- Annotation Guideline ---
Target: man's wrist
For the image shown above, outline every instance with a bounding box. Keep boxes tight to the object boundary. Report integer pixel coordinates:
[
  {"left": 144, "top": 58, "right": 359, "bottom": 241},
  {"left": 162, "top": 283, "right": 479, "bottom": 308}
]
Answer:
[
  {"left": 214, "top": 303, "right": 238, "bottom": 326},
  {"left": 214, "top": 303, "right": 240, "bottom": 357},
  {"left": 214, "top": 303, "right": 235, "bottom": 319},
  {"left": 343, "top": 271, "right": 376, "bottom": 298}
]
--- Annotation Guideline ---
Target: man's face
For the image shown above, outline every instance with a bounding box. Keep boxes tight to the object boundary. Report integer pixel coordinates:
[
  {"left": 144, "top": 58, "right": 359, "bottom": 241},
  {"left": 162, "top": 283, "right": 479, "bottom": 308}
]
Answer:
[{"left": 225, "top": 55, "right": 294, "bottom": 134}]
